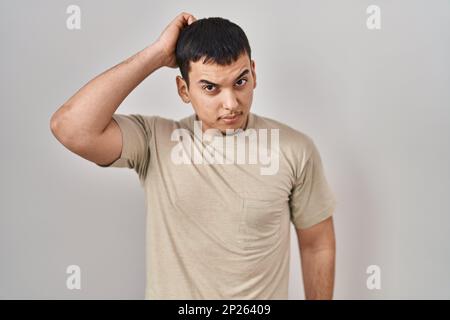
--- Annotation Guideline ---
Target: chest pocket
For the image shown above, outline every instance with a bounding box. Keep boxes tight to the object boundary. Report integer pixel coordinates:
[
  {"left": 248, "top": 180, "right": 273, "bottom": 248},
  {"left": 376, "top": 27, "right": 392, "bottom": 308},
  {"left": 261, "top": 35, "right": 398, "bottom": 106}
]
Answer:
[
  {"left": 239, "top": 198, "right": 287, "bottom": 250},
  {"left": 173, "top": 192, "right": 287, "bottom": 252}
]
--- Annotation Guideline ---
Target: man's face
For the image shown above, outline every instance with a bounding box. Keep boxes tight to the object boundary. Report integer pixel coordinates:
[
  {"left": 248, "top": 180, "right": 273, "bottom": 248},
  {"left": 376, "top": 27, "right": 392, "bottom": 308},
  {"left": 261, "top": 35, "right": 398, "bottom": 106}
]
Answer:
[{"left": 176, "top": 53, "right": 257, "bottom": 133}]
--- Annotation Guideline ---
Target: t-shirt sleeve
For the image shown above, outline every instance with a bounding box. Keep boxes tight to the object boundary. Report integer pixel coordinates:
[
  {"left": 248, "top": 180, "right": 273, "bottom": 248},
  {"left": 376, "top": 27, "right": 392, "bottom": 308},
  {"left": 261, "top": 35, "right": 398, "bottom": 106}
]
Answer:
[
  {"left": 289, "top": 138, "right": 337, "bottom": 230},
  {"left": 96, "top": 114, "right": 153, "bottom": 181}
]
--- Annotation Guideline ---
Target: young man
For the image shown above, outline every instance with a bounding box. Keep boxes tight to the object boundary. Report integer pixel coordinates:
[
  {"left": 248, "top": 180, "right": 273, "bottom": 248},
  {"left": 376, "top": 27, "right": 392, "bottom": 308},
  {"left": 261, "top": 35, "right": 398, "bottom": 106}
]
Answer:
[{"left": 50, "top": 12, "right": 337, "bottom": 300}]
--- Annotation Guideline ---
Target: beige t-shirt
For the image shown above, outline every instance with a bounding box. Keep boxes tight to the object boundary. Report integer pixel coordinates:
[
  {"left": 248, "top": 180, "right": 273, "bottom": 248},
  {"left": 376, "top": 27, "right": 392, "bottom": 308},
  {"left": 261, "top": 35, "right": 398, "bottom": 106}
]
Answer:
[{"left": 97, "top": 112, "right": 337, "bottom": 299}]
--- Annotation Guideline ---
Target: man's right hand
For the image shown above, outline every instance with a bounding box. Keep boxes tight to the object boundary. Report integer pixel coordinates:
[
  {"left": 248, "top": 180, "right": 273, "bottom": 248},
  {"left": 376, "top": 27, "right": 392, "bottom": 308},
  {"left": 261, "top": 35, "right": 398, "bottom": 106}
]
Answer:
[{"left": 155, "top": 12, "right": 197, "bottom": 68}]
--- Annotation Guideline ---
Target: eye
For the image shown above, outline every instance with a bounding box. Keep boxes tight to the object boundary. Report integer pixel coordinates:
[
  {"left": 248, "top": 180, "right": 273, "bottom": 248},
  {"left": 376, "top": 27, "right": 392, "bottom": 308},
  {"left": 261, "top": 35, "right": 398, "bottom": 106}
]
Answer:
[
  {"left": 202, "top": 84, "right": 216, "bottom": 92},
  {"left": 235, "top": 78, "right": 248, "bottom": 87}
]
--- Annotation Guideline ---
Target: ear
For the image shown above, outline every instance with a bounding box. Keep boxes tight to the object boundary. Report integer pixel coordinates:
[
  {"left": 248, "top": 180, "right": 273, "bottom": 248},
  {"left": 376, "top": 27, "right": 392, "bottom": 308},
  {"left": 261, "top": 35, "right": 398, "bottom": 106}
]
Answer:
[
  {"left": 176, "top": 75, "right": 191, "bottom": 103},
  {"left": 251, "top": 60, "right": 257, "bottom": 89}
]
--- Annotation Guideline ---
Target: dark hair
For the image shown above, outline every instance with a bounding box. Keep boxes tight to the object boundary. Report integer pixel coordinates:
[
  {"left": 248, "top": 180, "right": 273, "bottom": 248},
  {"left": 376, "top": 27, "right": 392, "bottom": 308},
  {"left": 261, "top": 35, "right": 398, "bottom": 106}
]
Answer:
[{"left": 175, "top": 17, "right": 252, "bottom": 89}]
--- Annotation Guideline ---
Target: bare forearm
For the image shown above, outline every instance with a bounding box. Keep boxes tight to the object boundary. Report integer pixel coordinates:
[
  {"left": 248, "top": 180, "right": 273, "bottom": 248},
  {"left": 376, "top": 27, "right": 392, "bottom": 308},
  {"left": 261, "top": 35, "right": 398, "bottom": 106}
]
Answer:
[
  {"left": 300, "top": 248, "right": 335, "bottom": 300},
  {"left": 51, "top": 42, "right": 166, "bottom": 138}
]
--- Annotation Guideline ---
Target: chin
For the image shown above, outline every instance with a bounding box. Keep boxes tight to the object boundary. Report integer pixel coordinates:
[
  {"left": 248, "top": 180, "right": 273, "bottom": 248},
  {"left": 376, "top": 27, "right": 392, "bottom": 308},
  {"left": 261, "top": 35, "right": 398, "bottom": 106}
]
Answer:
[
  {"left": 224, "top": 113, "right": 247, "bottom": 129},
  {"left": 222, "top": 122, "right": 243, "bottom": 131}
]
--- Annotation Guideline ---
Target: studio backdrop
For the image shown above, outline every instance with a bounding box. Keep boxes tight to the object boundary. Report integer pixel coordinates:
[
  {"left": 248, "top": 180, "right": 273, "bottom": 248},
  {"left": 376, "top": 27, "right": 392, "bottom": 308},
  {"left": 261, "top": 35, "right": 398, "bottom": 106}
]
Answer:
[{"left": 1, "top": 0, "right": 449, "bottom": 299}]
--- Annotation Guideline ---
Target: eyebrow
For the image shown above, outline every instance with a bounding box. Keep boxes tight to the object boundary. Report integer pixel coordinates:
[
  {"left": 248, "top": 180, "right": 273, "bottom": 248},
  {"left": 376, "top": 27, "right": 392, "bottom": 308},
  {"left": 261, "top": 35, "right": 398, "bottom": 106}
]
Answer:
[{"left": 197, "top": 69, "right": 250, "bottom": 87}]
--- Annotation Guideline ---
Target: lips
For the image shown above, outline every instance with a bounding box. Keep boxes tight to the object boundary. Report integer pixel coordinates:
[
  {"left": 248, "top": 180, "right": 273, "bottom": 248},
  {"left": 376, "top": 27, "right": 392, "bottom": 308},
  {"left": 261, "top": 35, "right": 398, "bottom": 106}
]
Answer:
[
  {"left": 219, "top": 113, "right": 243, "bottom": 125},
  {"left": 220, "top": 112, "right": 242, "bottom": 119}
]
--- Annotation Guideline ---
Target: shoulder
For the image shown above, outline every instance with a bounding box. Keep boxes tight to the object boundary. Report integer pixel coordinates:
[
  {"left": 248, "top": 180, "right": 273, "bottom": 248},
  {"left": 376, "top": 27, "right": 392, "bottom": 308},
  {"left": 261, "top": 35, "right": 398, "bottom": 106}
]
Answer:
[
  {"left": 252, "top": 113, "right": 316, "bottom": 157},
  {"left": 112, "top": 113, "right": 159, "bottom": 130},
  {"left": 115, "top": 114, "right": 191, "bottom": 132},
  {"left": 153, "top": 114, "right": 194, "bottom": 134}
]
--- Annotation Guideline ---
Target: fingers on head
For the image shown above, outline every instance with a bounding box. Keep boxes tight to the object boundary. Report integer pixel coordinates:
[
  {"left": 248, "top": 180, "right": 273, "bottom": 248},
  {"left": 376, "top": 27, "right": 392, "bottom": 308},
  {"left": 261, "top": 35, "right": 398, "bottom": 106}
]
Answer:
[{"left": 180, "top": 12, "right": 196, "bottom": 25}]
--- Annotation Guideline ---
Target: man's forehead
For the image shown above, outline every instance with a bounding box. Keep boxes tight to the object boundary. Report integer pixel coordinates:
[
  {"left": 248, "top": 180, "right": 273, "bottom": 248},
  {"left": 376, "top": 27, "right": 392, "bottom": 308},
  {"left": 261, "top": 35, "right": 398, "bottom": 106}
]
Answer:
[{"left": 190, "top": 54, "right": 250, "bottom": 82}]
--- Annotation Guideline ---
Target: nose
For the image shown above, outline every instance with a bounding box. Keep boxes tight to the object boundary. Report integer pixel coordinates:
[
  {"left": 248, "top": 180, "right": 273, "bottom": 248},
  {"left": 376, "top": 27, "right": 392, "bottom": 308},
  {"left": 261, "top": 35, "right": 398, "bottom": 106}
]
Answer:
[{"left": 222, "top": 90, "right": 239, "bottom": 111}]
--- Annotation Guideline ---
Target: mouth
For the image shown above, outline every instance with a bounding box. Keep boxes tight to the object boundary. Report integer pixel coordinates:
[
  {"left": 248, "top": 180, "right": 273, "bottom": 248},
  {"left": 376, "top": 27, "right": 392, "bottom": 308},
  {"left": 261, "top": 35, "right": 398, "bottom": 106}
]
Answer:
[{"left": 219, "top": 112, "right": 243, "bottom": 124}]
